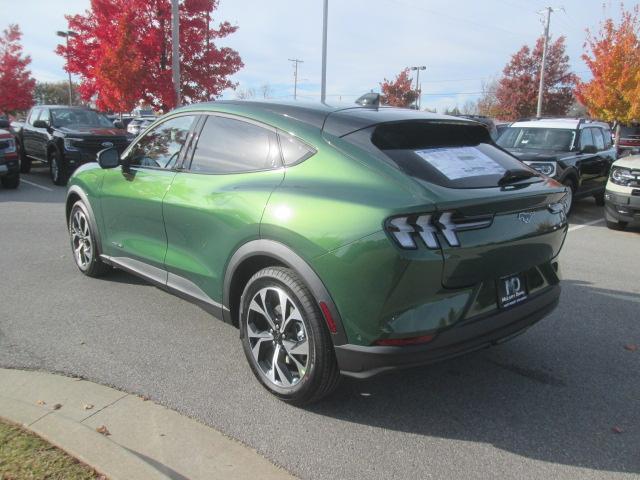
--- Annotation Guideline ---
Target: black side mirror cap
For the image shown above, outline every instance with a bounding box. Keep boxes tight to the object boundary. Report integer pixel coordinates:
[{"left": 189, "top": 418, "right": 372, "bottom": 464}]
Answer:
[
  {"left": 113, "top": 120, "right": 124, "bottom": 129},
  {"left": 97, "top": 147, "right": 120, "bottom": 169},
  {"left": 33, "top": 120, "right": 49, "bottom": 129},
  {"left": 0, "top": 119, "right": 9, "bottom": 129}
]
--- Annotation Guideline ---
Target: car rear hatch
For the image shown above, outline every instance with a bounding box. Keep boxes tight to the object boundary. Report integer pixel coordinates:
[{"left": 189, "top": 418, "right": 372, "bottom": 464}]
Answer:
[
  {"left": 341, "top": 118, "right": 568, "bottom": 289},
  {"left": 619, "top": 125, "right": 640, "bottom": 147}
]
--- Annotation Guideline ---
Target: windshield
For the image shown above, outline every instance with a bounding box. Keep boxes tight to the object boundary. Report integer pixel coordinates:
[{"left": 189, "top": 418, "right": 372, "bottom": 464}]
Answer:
[
  {"left": 51, "top": 109, "right": 114, "bottom": 128},
  {"left": 497, "top": 127, "right": 575, "bottom": 152}
]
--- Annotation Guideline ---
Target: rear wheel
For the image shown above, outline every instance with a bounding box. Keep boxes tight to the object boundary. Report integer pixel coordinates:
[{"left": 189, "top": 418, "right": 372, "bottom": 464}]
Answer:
[
  {"left": 0, "top": 173, "right": 19, "bottom": 189},
  {"left": 18, "top": 142, "right": 31, "bottom": 173},
  {"left": 606, "top": 219, "right": 628, "bottom": 231},
  {"left": 69, "top": 201, "right": 110, "bottom": 277},
  {"left": 240, "top": 267, "right": 340, "bottom": 405},
  {"left": 50, "top": 149, "right": 68, "bottom": 186},
  {"left": 594, "top": 191, "right": 605, "bottom": 206}
]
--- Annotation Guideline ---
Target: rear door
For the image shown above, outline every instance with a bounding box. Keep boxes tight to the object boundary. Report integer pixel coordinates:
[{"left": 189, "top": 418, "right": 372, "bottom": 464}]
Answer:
[
  {"left": 99, "top": 114, "right": 198, "bottom": 279},
  {"left": 576, "top": 127, "right": 603, "bottom": 193},
  {"left": 162, "top": 113, "right": 285, "bottom": 306}
]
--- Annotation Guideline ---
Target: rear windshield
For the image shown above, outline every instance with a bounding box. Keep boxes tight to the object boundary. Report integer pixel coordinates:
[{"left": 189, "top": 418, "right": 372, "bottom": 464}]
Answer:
[
  {"left": 497, "top": 127, "right": 575, "bottom": 151},
  {"left": 620, "top": 125, "right": 640, "bottom": 137},
  {"left": 343, "top": 121, "right": 539, "bottom": 189}
]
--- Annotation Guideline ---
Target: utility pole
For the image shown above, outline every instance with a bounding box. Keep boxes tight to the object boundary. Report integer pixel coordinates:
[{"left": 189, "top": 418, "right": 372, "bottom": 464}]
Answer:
[
  {"left": 56, "top": 30, "right": 78, "bottom": 106},
  {"left": 410, "top": 66, "right": 426, "bottom": 109},
  {"left": 288, "top": 58, "right": 304, "bottom": 100},
  {"left": 536, "top": 7, "right": 560, "bottom": 118},
  {"left": 171, "top": 0, "right": 180, "bottom": 107},
  {"left": 320, "top": 0, "right": 328, "bottom": 103}
]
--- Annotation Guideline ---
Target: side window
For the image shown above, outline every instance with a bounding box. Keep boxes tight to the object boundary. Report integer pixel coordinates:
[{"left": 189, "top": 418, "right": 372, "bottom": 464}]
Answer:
[
  {"left": 28, "top": 108, "right": 41, "bottom": 125},
  {"left": 127, "top": 115, "right": 196, "bottom": 169},
  {"left": 580, "top": 128, "right": 594, "bottom": 149},
  {"left": 592, "top": 128, "right": 605, "bottom": 151},
  {"left": 189, "top": 115, "right": 281, "bottom": 174},
  {"left": 278, "top": 131, "right": 316, "bottom": 166},
  {"left": 38, "top": 109, "right": 50, "bottom": 124}
]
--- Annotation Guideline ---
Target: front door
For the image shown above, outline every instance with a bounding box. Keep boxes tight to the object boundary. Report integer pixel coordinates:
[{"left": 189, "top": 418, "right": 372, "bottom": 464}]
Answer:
[
  {"left": 98, "top": 114, "right": 198, "bottom": 280},
  {"left": 162, "top": 114, "right": 285, "bottom": 307}
]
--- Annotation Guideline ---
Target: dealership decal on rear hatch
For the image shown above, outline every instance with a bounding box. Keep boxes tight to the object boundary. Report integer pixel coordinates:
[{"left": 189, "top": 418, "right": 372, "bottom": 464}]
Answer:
[{"left": 414, "top": 146, "right": 506, "bottom": 180}]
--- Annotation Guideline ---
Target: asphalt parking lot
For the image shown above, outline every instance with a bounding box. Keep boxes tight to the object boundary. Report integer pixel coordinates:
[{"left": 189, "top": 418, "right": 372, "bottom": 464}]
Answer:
[{"left": 1, "top": 167, "right": 639, "bottom": 480}]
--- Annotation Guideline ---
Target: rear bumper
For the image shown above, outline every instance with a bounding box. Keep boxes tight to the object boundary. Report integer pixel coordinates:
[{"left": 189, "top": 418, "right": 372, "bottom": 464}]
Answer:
[
  {"left": 605, "top": 190, "right": 640, "bottom": 224},
  {"left": 335, "top": 283, "right": 560, "bottom": 378}
]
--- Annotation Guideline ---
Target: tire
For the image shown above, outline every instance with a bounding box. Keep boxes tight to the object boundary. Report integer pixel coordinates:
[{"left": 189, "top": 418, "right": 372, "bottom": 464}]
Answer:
[
  {"left": 0, "top": 173, "right": 19, "bottom": 189},
  {"left": 50, "top": 149, "right": 68, "bottom": 186},
  {"left": 594, "top": 191, "right": 605, "bottom": 206},
  {"left": 606, "top": 220, "right": 628, "bottom": 231},
  {"left": 68, "top": 201, "right": 110, "bottom": 277},
  {"left": 239, "top": 267, "right": 340, "bottom": 405},
  {"left": 18, "top": 142, "right": 31, "bottom": 173},
  {"left": 561, "top": 179, "right": 576, "bottom": 214}
]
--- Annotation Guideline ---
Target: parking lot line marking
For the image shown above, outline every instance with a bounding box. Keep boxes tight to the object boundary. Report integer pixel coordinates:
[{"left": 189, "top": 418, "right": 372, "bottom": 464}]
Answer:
[
  {"left": 21, "top": 179, "right": 53, "bottom": 192},
  {"left": 568, "top": 218, "right": 605, "bottom": 232}
]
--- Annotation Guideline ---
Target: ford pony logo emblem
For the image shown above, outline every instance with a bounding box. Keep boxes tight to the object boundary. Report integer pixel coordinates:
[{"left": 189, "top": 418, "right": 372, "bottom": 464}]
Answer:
[
  {"left": 518, "top": 212, "right": 534, "bottom": 224},
  {"left": 101, "top": 141, "right": 114, "bottom": 148}
]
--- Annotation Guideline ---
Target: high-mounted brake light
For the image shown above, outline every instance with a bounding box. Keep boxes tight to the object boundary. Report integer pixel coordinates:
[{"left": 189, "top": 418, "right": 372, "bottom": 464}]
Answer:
[{"left": 386, "top": 212, "right": 493, "bottom": 250}]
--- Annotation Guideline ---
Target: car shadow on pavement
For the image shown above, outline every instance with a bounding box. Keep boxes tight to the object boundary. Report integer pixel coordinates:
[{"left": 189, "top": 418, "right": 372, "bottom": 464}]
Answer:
[{"left": 309, "top": 279, "right": 640, "bottom": 476}]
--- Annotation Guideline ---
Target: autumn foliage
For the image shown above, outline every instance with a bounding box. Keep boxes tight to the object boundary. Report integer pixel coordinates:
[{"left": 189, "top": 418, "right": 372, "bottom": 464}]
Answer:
[
  {"left": 494, "top": 36, "right": 577, "bottom": 120},
  {"left": 380, "top": 68, "right": 418, "bottom": 107},
  {"left": 0, "top": 24, "right": 35, "bottom": 115},
  {"left": 57, "top": 0, "right": 243, "bottom": 113},
  {"left": 576, "top": 5, "right": 640, "bottom": 123}
]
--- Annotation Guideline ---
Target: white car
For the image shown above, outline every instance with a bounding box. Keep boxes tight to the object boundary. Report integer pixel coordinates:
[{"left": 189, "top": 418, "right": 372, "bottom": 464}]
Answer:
[{"left": 604, "top": 155, "right": 640, "bottom": 230}]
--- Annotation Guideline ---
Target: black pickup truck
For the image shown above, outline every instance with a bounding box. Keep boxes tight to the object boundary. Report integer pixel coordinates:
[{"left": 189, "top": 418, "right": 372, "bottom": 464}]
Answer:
[{"left": 14, "top": 105, "right": 131, "bottom": 185}]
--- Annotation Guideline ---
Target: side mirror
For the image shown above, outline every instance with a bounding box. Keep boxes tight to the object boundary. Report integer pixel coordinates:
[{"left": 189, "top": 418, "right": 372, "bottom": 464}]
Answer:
[
  {"left": 113, "top": 120, "right": 124, "bottom": 129},
  {"left": 97, "top": 147, "right": 120, "bottom": 169},
  {"left": 33, "top": 119, "right": 49, "bottom": 129},
  {"left": 581, "top": 145, "right": 598, "bottom": 154},
  {"left": 0, "top": 119, "right": 9, "bottom": 129}
]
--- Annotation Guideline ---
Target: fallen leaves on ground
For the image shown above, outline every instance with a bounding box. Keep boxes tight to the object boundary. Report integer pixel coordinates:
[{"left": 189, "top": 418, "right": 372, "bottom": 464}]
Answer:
[
  {"left": 612, "top": 426, "right": 624, "bottom": 434},
  {"left": 36, "top": 400, "right": 46, "bottom": 406},
  {"left": 52, "top": 404, "right": 62, "bottom": 410},
  {"left": 96, "top": 425, "right": 110, "bottom": 436},
  {"left": 83, "top": 404, "right": 94, "bottom": 410},
  {"left": 623, "top": 344, "right": 638, "bottom": 352}
]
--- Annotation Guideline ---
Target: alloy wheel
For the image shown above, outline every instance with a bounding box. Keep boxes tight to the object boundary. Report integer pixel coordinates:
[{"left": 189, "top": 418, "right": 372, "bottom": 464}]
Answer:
[
  {"left": 70, "top": 209, "right": 93, "bottom": 269},
  {"left": 246, "top": 287, "right": 310, "bottom": 389}
]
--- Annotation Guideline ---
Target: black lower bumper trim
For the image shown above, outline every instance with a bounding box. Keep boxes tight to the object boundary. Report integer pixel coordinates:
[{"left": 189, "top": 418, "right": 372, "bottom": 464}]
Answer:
[{"left": 335, "top": 284, "right": 560, "bottom": 379}]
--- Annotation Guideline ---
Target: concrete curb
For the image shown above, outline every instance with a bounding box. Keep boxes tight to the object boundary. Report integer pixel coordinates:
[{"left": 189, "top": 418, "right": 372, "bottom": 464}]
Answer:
[{"left": 0, "top": 368, "right": 296, "bottom": 480}]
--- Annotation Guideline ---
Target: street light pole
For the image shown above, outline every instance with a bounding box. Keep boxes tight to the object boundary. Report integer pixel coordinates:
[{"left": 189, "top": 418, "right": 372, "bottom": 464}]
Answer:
[
  {"left": 410, "top": 66, "right": 426, "bottom": 109},
  {"left": 56, "top": 30, "right": 77, "bottom": 106},
  {"left": 320, "top": 0, "right": 328, "bottom": 103},
  {"left": 171, "top": 0, "right": 181, "bottom": 107}
]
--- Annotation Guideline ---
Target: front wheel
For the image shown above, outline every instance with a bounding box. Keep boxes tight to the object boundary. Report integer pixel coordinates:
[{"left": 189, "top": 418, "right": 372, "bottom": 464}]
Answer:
[
  {"left": 69, "top": 201, "right": 110, "bottom": 277},
  {"left": 594, "top": 191, "right": 605, "bottom": 206},
  {"left": 0, "top": 173, "right": 19, "bottom": 189},
  {"left": 50, "top": 150, "right": 68, "bottom": 186},
  {"left": 239, "top": 267, "right": 340, "bottom": 405}
]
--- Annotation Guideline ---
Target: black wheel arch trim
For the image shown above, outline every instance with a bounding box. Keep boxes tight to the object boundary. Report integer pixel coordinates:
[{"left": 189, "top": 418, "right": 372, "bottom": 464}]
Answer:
[
  {"left": 66, "top": 186, "right": 103, "bottom": 254},
  {"left": 223, "top": 239, "right": 349, "bottom": 346}
]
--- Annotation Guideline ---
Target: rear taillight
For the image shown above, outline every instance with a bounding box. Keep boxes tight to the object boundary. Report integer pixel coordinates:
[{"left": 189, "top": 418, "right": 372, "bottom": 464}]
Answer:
[
  {"left": 374, "top": 335, "right": 435, "bottom": 346},
  {"left": 386, "top": 212, "right": 493, "bottom": 250}
]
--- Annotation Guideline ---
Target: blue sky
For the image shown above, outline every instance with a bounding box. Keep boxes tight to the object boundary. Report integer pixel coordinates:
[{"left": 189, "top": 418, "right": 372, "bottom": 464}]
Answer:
[{"left": 0, "top": 0, "right": 621, "bottom": 112}]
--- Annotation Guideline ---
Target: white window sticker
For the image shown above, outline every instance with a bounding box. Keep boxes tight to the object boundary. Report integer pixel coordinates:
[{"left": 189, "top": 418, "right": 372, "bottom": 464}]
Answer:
[{"left": 414, "top": 147, "right": 505, "bottom": 180}]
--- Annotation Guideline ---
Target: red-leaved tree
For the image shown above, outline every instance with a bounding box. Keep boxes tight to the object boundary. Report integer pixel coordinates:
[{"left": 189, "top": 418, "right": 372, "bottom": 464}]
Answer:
[
  {"left": 380, "top": 68, "right": 418, "bottom": 107},
  {"left": 495, "top": 36, "right": 578, "bottom": 120},
  {"left": 57, "top": 0, "right": 243, "bottom": 112},
  {"left": 0, "top": 24, "right": 35, "bottom": 115}
]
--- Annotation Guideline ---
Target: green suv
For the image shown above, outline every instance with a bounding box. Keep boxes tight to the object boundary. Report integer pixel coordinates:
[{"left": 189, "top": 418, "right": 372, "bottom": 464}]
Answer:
[{"left": 66, "top": 101, "right": 568, "bottom": 404}]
